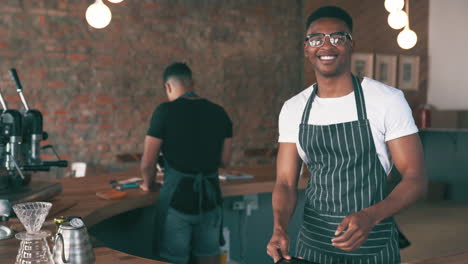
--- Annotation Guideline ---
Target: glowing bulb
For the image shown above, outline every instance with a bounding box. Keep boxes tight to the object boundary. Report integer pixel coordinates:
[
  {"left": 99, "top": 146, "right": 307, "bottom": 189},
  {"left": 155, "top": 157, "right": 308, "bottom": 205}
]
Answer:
[
  {"left": 85, "top": 0, "right": 112, "bottom": 29},
  {"left": 108, "top": 0, "right": 124, "bottom": 3},
  {"left": 398, "top": 28, "right": 418, "bottom": 49},
  {"left": 384, "top": 0, "right": 404, "bottom": 13},
  {"left": 387, "top": 10, "right": 408, "bottom": 30}
]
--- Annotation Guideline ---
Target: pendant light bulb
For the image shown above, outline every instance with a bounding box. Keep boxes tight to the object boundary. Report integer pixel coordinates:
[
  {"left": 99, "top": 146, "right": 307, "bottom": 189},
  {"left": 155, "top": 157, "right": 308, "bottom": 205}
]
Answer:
[
  {"left": 384, "top": 0, "right": 405, "bottom": 13},
  {"left": 85, "top": 0, "right": 112, "bottom": 29},
  {"left": 387, "top": 10, "right": 408, "bottom": 30},
  {"left": 108, "top": 0, "right": 124, "bottom": 3},
  {"left": 397, "top": 28, "right": 418, "bottom": 49}
]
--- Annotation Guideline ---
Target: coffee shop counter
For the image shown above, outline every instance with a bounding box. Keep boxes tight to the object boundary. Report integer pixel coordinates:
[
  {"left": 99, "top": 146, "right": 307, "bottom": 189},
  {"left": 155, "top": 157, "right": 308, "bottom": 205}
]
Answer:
[
  {"left": 0, "top": 165, "right": 298, "bottom": 264},
  {"left": 2, "top": 165, "right": 468, "bottom": 264},
  {"left": 54, "top": 165, "right": 305, "bottom": 228}
]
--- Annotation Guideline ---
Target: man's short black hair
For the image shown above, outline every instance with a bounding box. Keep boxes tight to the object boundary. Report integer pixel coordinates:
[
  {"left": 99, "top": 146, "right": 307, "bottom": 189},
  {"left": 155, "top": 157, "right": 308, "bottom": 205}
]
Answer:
[
  {"left": 306, "top": 6, "right": 353, "bottom": 32},
  {"left": 163, "top": 62, "right": 192, "bottom": 84}
]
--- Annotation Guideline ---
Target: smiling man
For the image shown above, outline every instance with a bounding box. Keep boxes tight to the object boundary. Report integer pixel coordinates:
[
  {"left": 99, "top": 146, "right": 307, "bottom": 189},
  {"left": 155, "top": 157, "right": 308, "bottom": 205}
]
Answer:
[{"left": 267, "top": 6, "right": 427, "bottom": 264}]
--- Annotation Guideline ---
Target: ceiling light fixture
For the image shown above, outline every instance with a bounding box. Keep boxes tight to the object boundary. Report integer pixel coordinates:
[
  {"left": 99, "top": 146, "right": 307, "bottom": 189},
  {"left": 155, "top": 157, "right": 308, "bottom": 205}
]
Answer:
[
  {"left": 397, "top": 0, "right": 417, "bottom": 49},
  {"left": 387, "top": 9, "right": 408, "bottom": 29},
  {"left": 384, "top": 0, "right": 405, "bottom": 13},
  {"left": 107, "top": 0, "right": 124, "bottom": 3},
  {"left": 85, "top": 0, "right": 112, "bottom": 29}
]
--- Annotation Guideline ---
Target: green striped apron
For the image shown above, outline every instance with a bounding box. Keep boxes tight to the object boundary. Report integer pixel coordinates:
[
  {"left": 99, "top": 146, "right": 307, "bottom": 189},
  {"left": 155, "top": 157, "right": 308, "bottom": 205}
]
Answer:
[{"left": 296, "top": 75, "right": 400, "bottom": 264}]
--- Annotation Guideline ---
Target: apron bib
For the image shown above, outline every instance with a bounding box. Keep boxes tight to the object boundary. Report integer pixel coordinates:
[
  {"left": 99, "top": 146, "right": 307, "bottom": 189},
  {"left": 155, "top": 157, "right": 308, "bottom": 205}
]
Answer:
[{"left": 296, "top": 75, "right": 399, "bottom": 263}]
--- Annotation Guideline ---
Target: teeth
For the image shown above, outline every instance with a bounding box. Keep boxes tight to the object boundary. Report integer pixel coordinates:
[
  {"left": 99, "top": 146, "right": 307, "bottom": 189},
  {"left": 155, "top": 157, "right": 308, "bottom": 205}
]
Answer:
[{"left": 320, "top": 56, "right": 336, "bottom": 60}]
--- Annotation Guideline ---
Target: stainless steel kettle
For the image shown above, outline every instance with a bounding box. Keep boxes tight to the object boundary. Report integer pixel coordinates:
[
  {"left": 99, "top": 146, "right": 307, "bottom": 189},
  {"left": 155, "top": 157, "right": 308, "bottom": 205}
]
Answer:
[{"left": 53, "top": 218, "right": 95, "bottom": 264}]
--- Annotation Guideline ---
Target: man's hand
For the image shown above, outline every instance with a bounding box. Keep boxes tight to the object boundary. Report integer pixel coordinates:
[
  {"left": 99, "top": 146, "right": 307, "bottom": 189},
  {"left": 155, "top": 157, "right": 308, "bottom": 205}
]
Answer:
[
  {"left": 331, "top": 210, "right": 376, "bottom": 251},
  {"left": 267, "top": 228, "right": 291, "bottom": 263},
  {"left": 139, "top": 181, "right": 156, "bottom": 192},
  {"left": 139, "top": 183, "right": 150, "bottom": 192}
]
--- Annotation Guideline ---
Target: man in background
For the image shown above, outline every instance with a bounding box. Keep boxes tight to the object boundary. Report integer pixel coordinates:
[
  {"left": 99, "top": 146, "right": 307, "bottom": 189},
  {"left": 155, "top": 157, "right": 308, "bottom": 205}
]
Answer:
[{"left": 140, "top": 62, "right": 232, "bottom": 264}]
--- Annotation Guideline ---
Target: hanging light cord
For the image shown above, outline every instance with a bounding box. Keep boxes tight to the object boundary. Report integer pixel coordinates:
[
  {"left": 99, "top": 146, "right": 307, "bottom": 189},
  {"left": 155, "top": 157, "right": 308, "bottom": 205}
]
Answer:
[{"left": 405, "top": 0, "right": 410, "bottom": 29}]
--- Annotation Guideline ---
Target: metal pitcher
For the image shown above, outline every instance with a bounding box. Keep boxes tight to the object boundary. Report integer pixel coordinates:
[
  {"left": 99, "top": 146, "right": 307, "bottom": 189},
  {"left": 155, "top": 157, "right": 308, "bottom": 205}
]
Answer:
[{"left": 53, "top": 218, "right": 95, "bottom": 264}]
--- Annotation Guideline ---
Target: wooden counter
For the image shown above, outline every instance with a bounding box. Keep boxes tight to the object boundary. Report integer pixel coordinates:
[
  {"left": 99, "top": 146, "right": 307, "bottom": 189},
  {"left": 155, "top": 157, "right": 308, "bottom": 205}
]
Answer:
[
  {"left": 53, "top": 165, "right": 305, "bottom": 227},
  {"left": 0, "top": 165, "right": 292, "bottom": 264},
  {"left": 2, "top": 165, "right": 467, "bottom": 264},
  {"left": 0, "top": 239, "right": 169, "bottom": 264}
]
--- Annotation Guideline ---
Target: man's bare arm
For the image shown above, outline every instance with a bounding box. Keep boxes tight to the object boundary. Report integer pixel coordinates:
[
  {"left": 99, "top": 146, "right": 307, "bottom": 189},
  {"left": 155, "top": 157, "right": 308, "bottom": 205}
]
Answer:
[
  {"left": 140, "top": 136, "right": 163, "bottom": 191},
  {"left": 267, "top": 142, "right": 303, "bottom": 262},
  {"left": 332, "top": 133, "right": 427, "bottom": 251},
  {"left": 365, "top": 133, "right": 427, "bottom": 223},
  {"left": 273, "top": 143, "right": 303, "bottom": 231},
  {"left": 220, "top": 137, "right": 232, "bottom": 169}
]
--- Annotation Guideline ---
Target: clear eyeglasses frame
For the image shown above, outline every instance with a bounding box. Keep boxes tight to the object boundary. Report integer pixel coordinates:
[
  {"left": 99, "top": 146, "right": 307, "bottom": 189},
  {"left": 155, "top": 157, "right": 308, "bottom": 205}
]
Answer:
[{"left": 305, "top": 32, "right": 353, "bottom": 47}]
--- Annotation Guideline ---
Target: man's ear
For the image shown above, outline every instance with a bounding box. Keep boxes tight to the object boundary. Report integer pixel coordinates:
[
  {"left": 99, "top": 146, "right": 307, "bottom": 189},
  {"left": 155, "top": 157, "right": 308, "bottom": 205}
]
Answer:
[{"left": 165, "top": 82, "right": 171, "bottom": 94}]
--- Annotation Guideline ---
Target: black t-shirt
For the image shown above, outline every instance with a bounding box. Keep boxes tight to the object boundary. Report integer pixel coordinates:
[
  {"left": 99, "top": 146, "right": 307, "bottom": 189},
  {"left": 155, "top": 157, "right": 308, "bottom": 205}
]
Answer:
[{"left": 147, "top": 96, "right": 232, "bottom": 214}]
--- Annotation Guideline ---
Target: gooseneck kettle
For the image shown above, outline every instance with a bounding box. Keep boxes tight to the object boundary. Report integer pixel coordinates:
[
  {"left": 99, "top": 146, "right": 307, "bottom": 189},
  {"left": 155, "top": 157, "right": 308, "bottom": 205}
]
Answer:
[{"left": 53, "top": 218, "right": 95, "bottom": 264}]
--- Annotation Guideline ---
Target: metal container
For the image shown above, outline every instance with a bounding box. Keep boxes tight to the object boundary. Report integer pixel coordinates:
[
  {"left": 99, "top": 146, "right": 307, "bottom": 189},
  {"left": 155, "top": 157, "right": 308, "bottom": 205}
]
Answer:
[
  {"left": 0, "top": 199, "right": 11, "bottom": 220},
  {"left": 0, "top": 225, "right": 13, "bottom": 240},
  {"left": 53, "top": 218, "right": 95, "bottom": 264}
]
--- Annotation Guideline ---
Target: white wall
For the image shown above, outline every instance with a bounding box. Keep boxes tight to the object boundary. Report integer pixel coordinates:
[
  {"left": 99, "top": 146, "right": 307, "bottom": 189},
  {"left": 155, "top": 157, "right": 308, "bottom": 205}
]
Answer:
[{"left": 428, "top": 0, "right": 468, "bottom": 110}]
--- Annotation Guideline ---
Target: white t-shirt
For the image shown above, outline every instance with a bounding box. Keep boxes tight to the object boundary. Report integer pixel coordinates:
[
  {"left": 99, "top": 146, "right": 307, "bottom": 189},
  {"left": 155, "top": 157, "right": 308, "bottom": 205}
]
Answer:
[{"left": 278, "top": 77, "right": 418, "bottom": 174}]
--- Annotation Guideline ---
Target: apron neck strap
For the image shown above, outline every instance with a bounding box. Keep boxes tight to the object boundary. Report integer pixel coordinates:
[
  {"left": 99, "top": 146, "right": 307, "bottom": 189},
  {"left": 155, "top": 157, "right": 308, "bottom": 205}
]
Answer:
[
  {"left": 300, "top": 74, "right": 367, "bottom": 124},
  {"left": 352, "top": 74, "right": 367, "bottom": 120},
  {"left": 300, "top": 83, "right": 317, "bottom": 124},
  {"left": 178, "top": 91, "right": 198, "bottom": 99}
]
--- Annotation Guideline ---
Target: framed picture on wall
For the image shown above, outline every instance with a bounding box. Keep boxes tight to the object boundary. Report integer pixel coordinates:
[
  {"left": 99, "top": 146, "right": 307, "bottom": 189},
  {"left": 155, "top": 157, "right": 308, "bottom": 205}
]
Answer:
[
  {"left": 398, "top": 55, "right": 420, "bottom": 91},
  {"left": 351, "top": 53, "right": 374, "bottom": 78},
  {"left": 375, "top": 54, "right": 397, "bottom": 87}
]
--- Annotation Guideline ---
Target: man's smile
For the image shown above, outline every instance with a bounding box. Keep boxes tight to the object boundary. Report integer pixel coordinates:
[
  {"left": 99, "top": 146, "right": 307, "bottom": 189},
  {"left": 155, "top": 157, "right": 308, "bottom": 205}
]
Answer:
[{"left": 317, "top": 54, "right": 338, "bottom": 64}]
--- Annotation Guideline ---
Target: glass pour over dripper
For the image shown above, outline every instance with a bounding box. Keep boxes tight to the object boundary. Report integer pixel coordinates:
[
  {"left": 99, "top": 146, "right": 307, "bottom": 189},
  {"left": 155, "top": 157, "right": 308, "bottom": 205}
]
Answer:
[
  {"left": 13, "top": 202, "right": 54, "bottom": 264},
  {"left": 12, "top": 202, "right": 52, "bottom": 234}
]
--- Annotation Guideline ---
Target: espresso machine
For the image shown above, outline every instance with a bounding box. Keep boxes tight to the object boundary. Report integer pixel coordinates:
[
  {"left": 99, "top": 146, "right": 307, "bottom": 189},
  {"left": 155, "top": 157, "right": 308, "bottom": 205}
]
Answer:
[{"left": 0, "top": 69, "right": 68, "bottom": 204}]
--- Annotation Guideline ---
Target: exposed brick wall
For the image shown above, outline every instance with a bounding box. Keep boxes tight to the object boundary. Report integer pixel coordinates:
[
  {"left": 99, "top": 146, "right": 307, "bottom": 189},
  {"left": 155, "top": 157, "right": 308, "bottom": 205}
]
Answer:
[
  {"left": 0, "top": 0, "right": 430, "bottom": 175},
  {"left": 304, "top": 0, "right": 429, "bottom": 110},
  {"left": 0, "top": 0, "right": 304, "bottom": 174}
]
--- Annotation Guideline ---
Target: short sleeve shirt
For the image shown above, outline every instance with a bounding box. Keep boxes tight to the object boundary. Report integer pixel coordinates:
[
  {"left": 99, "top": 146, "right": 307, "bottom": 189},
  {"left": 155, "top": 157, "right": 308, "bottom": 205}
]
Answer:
[{"left": 278, "top": 77, "right": 418, "bottom": 174}]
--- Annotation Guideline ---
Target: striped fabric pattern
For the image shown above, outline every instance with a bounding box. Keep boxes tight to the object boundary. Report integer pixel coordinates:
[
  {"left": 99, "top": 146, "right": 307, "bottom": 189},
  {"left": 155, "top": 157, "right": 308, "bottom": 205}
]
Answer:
[
  {"left": 295, "top": 226, "right": 400, "bottom": 264},
  {"left": 300, "top": 206, "right": 393, "bottom": 255},
  {"left": 296, "top": 75, "right": 400, "bottom": 263}
]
